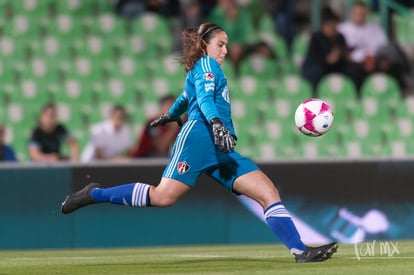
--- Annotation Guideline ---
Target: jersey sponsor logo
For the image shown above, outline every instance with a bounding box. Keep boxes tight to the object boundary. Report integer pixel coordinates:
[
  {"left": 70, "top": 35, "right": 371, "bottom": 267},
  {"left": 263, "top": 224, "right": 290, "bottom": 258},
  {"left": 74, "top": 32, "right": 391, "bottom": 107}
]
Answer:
[
  {"left": 203, "top": 72, "right": 215, "bottom": 81},
  {"left": 177, "top": 161, "right": 191, "bottom": 174},
  {"left": 204, "top": 82, "right": 215, "bottom": 92},
  {"left": 222, "top": 86, "right": 230, "bottom": 103}
]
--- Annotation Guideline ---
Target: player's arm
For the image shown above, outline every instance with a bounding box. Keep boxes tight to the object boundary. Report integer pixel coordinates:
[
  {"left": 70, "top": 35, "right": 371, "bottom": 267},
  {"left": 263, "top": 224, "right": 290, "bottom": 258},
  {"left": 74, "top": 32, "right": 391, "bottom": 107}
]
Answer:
[
  {"left": 168, "top": 90, "right": 188, "bottom": 119},
  {"left": 150, "top": 91, "right": 188, "bottom": 127},
  {"left": 193, "top": 63, "right": 235, "bottom": 152},
  {"left": 193, "top": 69, "right": 220, "bottom": 122},
  {"left": 29, "top": 144, "right": 60, "bottom": 162},
  {"left": 66, "top": 136, "right": 79, "bottom": 162}
]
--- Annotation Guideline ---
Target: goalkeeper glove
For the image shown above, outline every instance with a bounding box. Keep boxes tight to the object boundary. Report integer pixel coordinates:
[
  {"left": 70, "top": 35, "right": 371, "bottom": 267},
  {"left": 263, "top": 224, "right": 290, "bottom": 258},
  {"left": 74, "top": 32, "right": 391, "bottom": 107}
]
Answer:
[
  {"left": 149, "top": 113, "right": 183, "bottom": 127},
  {"left": 210, "top": 118, "right": 236, "bottom": 152}
]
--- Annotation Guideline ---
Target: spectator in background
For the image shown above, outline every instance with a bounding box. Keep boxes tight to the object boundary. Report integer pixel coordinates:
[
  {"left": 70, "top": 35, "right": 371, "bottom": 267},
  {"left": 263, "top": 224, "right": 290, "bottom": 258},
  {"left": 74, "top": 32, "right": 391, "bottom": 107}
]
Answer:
[
  {"left": 266, "top": 0, "right": 298, "bottom": 55},
  {"left": 172, "top": 0, "right": 205, "bottom": 52},
  {"left": 302, "top": 8, "right": 361, "bottom": 93},
  {"left": 338, "top": 1, "right": 408, "bottom": 91},
  {"left": 129, "top": 95, "right": 181, "bottom": 158},
  {"left": 81, "top": 105, "right": 132, "bottom": 162},
  {"left": 208, "top": 0, "right": 255, "bottom": 74},
  {"left": 0, "top": 123, "right": 17, "bottom": 162},
  {"left": 29, "top": 103, "right": 79, "bottom": 162},
  {"left": 114, "top": 0, "right": 146, "bottom": 19},
  {"left": 338, "top": 1, "right": 388, "bottom": 70}
]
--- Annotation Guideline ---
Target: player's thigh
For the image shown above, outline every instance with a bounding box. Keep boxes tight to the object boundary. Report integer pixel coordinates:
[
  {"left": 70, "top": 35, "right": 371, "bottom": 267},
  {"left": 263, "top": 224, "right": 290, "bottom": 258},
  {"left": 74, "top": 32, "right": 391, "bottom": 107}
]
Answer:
[
  {"left": 150, "top": 177, "right": 192, "bottom": 207},
  {"left": 232, "top": 170, "right": 281, "bottom": 209},
  {"left": 163, "top": 120, "right": 216, "bottom": 187}
]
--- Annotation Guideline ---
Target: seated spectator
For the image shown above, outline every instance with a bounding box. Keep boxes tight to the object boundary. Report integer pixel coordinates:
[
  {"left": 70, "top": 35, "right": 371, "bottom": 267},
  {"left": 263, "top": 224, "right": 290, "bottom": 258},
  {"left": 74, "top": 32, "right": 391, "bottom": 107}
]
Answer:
[
  {"left": 0, "top": 123, "right": 17, "bottom": 162},
  {"left": 129, "top": 95, "right": 181, "bottom": 158},
  {"left": 81, "top": 105, "right": 132, "bottom": 162},
  {"left": 338, "top": 1, "right": 409, "bottom": 92},
  {"left": 172, "top": 0, "right": 204, "bottom": 52},
  {"left": 29, "top": 103, "right": 79, "bottom": 162},
  {"left": 209, "top": 0, "right": 256, "bottom": 74},
  {"left": 338, "top": 1, "right": 388, "bottom": 70},
  {"left": 302, "top": 9, "right": 361, "bottom": 93}
]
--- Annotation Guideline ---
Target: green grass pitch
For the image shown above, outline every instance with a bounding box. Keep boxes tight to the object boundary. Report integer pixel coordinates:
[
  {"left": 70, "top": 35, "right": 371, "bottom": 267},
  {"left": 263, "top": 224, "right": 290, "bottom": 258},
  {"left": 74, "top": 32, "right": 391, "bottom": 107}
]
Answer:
[{"left": 0, "top": 241, "right": 413, "bottom": 275}]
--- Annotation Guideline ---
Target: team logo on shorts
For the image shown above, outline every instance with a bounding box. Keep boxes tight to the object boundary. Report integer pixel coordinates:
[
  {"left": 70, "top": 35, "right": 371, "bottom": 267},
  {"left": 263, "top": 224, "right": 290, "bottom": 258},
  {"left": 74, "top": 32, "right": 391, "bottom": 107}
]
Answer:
[
  {"left": 177, "top": 161, "right": 191, "bottom": 174},
  {"left": 204, "top": 72, "right": 214, "bottom": 81}
]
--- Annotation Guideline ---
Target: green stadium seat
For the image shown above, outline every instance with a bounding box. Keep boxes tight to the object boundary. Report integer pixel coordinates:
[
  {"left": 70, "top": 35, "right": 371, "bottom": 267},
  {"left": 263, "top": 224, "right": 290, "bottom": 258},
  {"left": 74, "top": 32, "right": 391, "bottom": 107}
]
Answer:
[
  {"left": 0, "top": 60, "right": 19, "bottom": 94},
  {"left": 114, "top": 33, "right": 154, "bottom": 65},
  {"left": 360, "top": 73, "right": 401, "bottom": 109},
  {"left": 56, "top": 103, "right": 90, "bottom": 131},
  {"left": 97, "top": 77, "right": 142, "bottom": 106},
  {"left": 60, "top": 55, "right": 104, "bottom": 82},
  {"left": 2, "top": 15, "right": 43, "bottom": 39},
  {"left": 393, "top": 14, "right": 414, "bottom": 46},
  {"left": 3, "top": 103, "right": 38, "bottom": 129},
  {"left": 291, "top": 32, "right": 310, "bottom": 73},
  {"left": 146, "top": 77, "right": 175, "bottom": 99},
  {"left": 10, "top": 127, "right": 32, "bottom": 162},
  {"left": 272, "top": 97, "right": 299, "bottom": 122},
  {"left": 149, "top": 54, "right": 185, "bottom": 93},
  {"left": 255, "top": 14, "right": 292, "bottom": 75},
  {"left": 315, "top": 126, "right": 347, "bottom": 158},
  {"left": 89, "top": 13, "right": 127, "bottom": 38},
  {"left": 0, "top": 37, "right": 30, "bottom": 61},
  {"left": 239, "top": 55, "right": 278, "bottom": 80},
  {"left": 72, "top": 34, "right": 113, "bottom": 60},
  {"left": 344, "top": 118, "right": 390, "bottom": 157},
  {"left": 387, "top": 117, "right": 414, "bottom": 157},
  {"left": 233, "top": 122, "right": 263, "bottom": 159},
  {"left": 28, "top": 35, "right": 72, "bottom": 62},
  {"left": 8, "top": 0, "right": 49, "bottom": 16},
  {"left": 395, "top": 96, "right": 414, "bottom": 119},
  {"left": 52, "top": 78, "right": 95, "bottom": 106},
  {"left": 54, "top": 0, "right": 83, "bottom": 14},
  {"left": 276, "top": 74, "right": 313, "bottom": 100},
  {"left": 221, "top": 59, "right": 236, "bottom": 80},
  {"left": 42, "top": 14, "right": 83, "bottom": 39},
  {"left": 317, "top": 73, "right": 358, "bottom": 109},
  {"left": 274, "top": 127, "right": 304, "bottom": 158},
  {"left": 131, "top": 12, "right": 172, "bottom": 56},
  {"left": 237, "top": 75, "right": 270, "bottom": 101},
  {"left": 16, "top": 58, "right": 60, "bottom": 86},
  {"left": 353, "top": 98, "right": 393, "bottom": 134},
  {"left": 6, "top": 78, "right": 51, "bottom": 105}
]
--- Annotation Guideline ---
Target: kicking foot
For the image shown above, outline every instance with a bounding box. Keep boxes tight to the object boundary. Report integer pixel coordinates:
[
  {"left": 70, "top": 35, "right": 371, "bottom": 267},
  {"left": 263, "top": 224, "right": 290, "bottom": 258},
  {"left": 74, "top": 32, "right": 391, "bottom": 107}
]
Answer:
[
  {"left": 61, "top": 183, "right": 101, "bottom": 214},
  {"left": 294, "top": 242, "right": 338, "bottom": 263}
]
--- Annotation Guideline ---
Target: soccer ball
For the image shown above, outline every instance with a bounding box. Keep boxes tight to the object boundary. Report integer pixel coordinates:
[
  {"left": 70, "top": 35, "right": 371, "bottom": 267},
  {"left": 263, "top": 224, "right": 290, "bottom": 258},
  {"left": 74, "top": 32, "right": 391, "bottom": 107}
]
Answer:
[{"left": 294, "top": 98, "right": 334, "bottom": 137}]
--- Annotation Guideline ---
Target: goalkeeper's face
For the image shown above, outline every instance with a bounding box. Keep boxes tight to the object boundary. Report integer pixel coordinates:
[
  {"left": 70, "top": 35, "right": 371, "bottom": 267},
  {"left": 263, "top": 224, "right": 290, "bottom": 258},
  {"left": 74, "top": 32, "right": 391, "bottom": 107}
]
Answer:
[{"left": 206, "top": 31, "right": 228, "bottom": 65}]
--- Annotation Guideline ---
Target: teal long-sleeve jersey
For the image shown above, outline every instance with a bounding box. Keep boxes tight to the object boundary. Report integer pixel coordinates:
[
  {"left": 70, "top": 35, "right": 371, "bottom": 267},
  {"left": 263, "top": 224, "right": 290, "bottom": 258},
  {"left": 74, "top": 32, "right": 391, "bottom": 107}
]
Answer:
[{"left": 168, "top": 55, "right": 236, "bottom": 138}]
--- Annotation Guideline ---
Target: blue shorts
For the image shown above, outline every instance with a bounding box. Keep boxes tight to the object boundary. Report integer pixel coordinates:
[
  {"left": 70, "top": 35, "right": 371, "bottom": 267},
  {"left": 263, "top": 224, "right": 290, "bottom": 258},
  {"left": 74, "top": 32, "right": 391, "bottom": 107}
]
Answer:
[{"left": 162, "top": 120, "right": 259, "bottom": 193}]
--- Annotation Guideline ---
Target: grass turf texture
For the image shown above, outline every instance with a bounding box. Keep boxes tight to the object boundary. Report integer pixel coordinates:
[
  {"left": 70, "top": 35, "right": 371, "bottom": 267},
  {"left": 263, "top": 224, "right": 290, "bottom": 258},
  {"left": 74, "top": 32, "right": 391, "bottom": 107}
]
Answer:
[{"left": 0, "top": 241, "right": 413, "bottom": 275}]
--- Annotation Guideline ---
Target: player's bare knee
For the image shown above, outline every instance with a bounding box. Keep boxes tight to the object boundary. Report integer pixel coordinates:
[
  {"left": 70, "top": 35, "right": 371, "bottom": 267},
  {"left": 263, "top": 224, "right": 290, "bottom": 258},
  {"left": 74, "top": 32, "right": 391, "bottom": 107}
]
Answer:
[{"left": 155, "top": 196, "right": 177, "bottom": 208}]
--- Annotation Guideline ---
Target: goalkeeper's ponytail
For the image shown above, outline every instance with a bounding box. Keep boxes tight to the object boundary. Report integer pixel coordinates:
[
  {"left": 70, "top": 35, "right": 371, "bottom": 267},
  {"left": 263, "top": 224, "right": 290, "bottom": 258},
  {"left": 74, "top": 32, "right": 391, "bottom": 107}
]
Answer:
[{"left": 181, "top": 23, "right": 223, "bottom": 73}]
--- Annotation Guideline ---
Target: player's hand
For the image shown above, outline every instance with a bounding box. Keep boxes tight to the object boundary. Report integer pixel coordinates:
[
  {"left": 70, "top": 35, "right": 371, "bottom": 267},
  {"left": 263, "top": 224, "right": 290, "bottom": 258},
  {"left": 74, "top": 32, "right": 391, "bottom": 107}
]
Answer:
[
  {"left": 149, "top": 113, "right": 183, "bottom": 127},
  {"left": 211, "top": 118, "right": 236, "bottom": 152}
]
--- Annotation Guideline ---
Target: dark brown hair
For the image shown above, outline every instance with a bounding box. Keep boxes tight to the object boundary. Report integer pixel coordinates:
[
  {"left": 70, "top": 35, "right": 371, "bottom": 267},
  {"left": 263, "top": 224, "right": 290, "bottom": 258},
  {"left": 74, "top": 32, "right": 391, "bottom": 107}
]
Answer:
[{"left": 181, "top": 23, "right": 223, "bottom": 72}]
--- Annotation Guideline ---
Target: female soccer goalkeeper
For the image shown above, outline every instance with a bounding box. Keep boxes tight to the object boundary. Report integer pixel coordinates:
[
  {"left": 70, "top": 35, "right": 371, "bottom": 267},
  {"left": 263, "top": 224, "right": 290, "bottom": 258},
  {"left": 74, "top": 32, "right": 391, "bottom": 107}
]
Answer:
[{"left": 61, "top": 23, "right": 337, "bottom": 263}]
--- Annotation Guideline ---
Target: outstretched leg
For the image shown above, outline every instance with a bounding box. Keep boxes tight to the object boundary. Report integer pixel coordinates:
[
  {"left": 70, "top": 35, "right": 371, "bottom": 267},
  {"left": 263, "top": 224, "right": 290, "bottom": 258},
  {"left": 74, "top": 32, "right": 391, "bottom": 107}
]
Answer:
[
  {"left": 233, "top": 170, "right": 337, "bottom": 263},
  {"left": 61, "top": 178, "right": 191, "bottom": 214}
]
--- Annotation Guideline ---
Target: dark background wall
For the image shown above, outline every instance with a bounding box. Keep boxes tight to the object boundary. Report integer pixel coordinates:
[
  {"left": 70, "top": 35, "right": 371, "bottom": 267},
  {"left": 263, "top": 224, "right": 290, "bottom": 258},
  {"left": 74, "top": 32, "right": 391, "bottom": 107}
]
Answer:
[{"left": 0, "top": 160, "right": 413, "bottom": 249}]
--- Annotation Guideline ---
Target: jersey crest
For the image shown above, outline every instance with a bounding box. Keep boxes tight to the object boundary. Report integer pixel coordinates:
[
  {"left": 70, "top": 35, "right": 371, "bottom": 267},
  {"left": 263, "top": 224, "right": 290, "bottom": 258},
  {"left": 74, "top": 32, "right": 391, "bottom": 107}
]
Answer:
[
  {"left": 203, "top": 72, "right": 215, "bottom": 81},
  {"left": 177, "top": 161, "right": 191, "bottom": 174}
]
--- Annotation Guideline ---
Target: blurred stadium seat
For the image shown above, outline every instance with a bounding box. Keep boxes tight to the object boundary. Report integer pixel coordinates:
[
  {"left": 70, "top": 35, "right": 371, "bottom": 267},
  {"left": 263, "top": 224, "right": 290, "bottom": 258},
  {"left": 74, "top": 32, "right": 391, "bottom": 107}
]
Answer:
[{"left": 0, "top": 0, "right": 413, "bottom": 161}]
